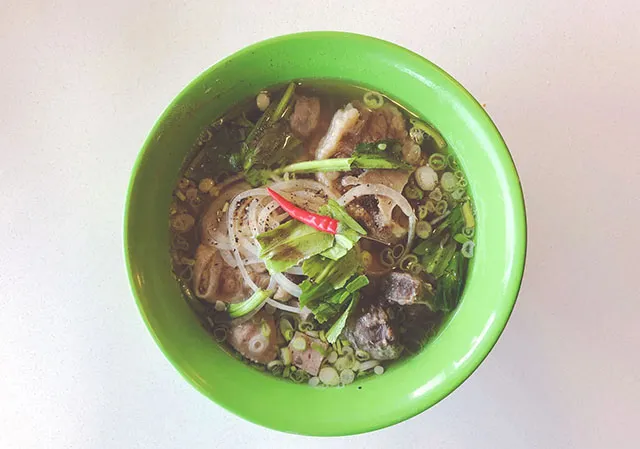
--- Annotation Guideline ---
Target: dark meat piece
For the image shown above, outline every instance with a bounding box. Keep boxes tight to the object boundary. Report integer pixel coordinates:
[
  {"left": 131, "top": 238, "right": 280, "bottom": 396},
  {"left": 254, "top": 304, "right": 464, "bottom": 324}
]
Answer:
[
  {"left": 360, "top": 104, "right": 409, "bottom": 143},
  {"left": 227, "top": 311, "right": 277, "bottom": 364},
  {"left": 289, "top": 96, "right": 321, "bottom": 138},
  {"left": 344, "top": 300, "right": 403, "bottom": 360},
  {"left": 381, "top": 271, "right": 431, "bottom": 306},
  {"left": 346, "top": 197, "right": 405, "bottom": 245}
]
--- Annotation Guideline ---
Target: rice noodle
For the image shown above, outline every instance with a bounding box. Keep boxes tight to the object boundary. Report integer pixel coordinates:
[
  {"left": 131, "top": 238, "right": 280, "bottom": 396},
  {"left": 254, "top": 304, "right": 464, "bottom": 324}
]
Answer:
[
  {"left": 271, "top": 272, "right": 302, "bottom": 298},
  {"left": 338, "top": 183, "right": 417, "bottom": 252}
]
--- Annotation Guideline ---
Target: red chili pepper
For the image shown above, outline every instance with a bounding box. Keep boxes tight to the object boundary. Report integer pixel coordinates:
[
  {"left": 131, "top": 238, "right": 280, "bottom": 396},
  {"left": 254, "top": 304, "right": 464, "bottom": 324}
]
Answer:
[{"left": 267, "top": 187, "right": 338, "bottom": 234}]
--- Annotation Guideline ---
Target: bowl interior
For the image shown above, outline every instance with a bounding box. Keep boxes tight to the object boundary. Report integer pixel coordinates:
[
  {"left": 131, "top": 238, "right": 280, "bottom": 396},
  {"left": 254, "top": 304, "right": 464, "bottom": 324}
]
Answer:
[{"left": 125, "top": 32, "right": 526, "bottom": 436}]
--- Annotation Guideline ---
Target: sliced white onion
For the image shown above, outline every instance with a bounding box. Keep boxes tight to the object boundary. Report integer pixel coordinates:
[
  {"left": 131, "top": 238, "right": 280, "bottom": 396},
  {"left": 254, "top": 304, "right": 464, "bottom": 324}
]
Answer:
[
  {"left": 210, "top": 230, "right": 233, "bottom": 250},
  {"left": 257, "top": 201, "right": 281, "bottom": 234},
  {"left": 239, "top": 237, "right": 260, "bottom": 256},
  {"left": 338, "top": 183, "right": 417, "bottom": 252},
  {"left": 267, "top": 275, "right": 277, "bottom": 291},
  {"left": 266, "top": 299, "right": 303, "bottom": 314},
  {"left": 212, "top": 240, "right": 233, "bottom": 251},
  {"left": 277, "top": 190, "right": 325, "bottom": 212},
  {"left": 271, "top": 272, "right": 302, "bottom": 298},
  {"left": 270, "top": 179, "right": 337, "bottom": 199},
  {"left": 247, "top": 198, "right": 262, "bottom": 237},
  {"left": 227, "top": 188, "right": 270, "bottom": 292},
  {"left": 219, "top": 249, "right": 237, "bottom": 267},
  {"left": 319, "top": 366, "right": 340, "bottom": 386},
  {"left": 300, "top": 306, "right": 312, "bottom": 319},
  {"left": 285, "top": 266, "right": 304, "bottom": 276},
  {"left": 357, "top": 360, "right": 380, "bottom": 371}
]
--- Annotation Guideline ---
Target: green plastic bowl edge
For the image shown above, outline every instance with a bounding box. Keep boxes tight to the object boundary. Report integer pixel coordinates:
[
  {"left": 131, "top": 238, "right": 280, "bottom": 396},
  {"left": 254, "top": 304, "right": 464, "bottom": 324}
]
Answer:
[{"left": 124, "top": 31, "right": 527, "bottom": 436}]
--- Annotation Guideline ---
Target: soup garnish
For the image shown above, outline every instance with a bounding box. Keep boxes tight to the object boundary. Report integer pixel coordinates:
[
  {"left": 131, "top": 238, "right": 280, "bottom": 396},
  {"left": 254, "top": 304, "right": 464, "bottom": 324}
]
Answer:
[{"left": 169, "top": 81, "right": 475, "bottom": 386}]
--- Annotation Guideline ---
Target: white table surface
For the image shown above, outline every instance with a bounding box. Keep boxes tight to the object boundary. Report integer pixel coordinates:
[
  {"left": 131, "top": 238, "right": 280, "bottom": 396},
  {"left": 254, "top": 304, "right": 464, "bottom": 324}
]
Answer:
[{"left": 1, "top": 1, "right": 639, "bottom": 448}]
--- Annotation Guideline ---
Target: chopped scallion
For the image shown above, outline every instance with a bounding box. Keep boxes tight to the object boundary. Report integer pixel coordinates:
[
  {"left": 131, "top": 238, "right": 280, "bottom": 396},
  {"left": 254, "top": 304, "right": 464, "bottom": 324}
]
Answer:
[
  {"left": 428, "top": 153, "right": 447, "bottom": 170},
  {"left": 319, "top": 366, "right": 340, "bottom": 386},
  {"left": 212, "top": 326, "right": 227, "bottom": 342},
  {"left": 440, "top": 172, "right": 457, "bottom": 192},
  {"left": 435, "top": 200, "right": 449, "bottom": 216},
  {"left": 392, "top": 244, "right": 405, "bottom": 259},
  {"left": 429, "top": 187, "right": 443, "bottom": 201},
  {"left": 340, "top": 368, "right": 355, "bottom": 385},
  {"left": 462, "top": 240, "right": 475, "bottom": 258},
  {"left": 280, "top": 347, "right": 292, "bottom": 365},
  {"left": 291, "top": 335, "right": 307, "bottom": 351},
  {"left": 381, "top": 247, "right": 395, "bottom": 267},
  {"left": 416, "top": 220, "right": 432, "bottom": 239},
  {"left": 227, "top": 289, "right": 273, "bottom": 318},
  {"left": 462, "top": 201, "right": 475, "bottom": 228},
  {"left": 279, "top": 318, "right": 294, "bottom": 341},
  {"left": 345, "top": 275, "right": 369, "bottom": 293},
  {"left": 418, "top": 204, "right": 428, "bottom": 220},
  {"left": 355, "top": 349, "right": 370, "bottom": 362},
  {"left": 363, "top": 91, "right": 384, "bottom": 109},
  {"left": 410, "top": 118, "right": 447, "bottom": 149}
]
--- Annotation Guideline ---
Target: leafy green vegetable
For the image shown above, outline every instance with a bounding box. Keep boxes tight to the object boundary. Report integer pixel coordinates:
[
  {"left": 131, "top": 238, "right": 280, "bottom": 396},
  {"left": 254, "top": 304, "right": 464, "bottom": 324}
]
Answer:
[
  {"left": 430, "top": 241, "right": 457, "bottom": 278},
  {"left": 242, "top": 83, "right": 301, "bottom": 171},
  {"left": 413, "top": 206, "right": 465, "bottom": 257},
  {"left": 228, "top": 289, "right": 273, "bottom": 318},
  {"left": 434, "top": 253, "right": 467, "bottom": 312},
  {"left": 299, "top": 249, "right": 369, "bottom": 324},
  {"left": 244, "top": 168, "right": 273, "bottom": 187},
  {"left": 316, "top": 200, "right": 366, "bottom": 260},
  {"left": 257, "top": 220, "right": 334, "bottom": 272},
  {"left": 353, "top": 139, "right": 400, "bottom": 157},
  {"left": 255, "top": 199, "right": 367, "bottom": 270},
  {"left": 345, "top": 275, "right": 369, "bottom": 293},
  {"left": 301, "top": 248, "right": 359, "bottom": 292},
  {"left": 351, "top": 154, "right": 411, "bottom": 170},
  {"left": 319, "top": 200, "right": 366, "bottom": 235},
  {"left": 277, "top": 154, "right": 410, "bottom": 174},
  {"left": 276, "top": 140, "right": 411, "bottom": 175},
  {"left": 311, "top": 290, "right": 352, "bottom": 323},
  {"left": 245, "top": 122, "right": 302, "bottom": 169},
  {"left": 326, "top": 293, "right": 359, "bottom": 343},
  {"left": 184, "top": 119, "right": 251, "bottom": 180}
]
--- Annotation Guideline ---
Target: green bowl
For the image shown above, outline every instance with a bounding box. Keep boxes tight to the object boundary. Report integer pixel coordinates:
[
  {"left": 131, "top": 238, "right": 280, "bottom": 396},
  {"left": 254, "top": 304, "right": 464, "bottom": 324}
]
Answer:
[{"left": 125, "top": 32, "right": 526, "bottom": 436}]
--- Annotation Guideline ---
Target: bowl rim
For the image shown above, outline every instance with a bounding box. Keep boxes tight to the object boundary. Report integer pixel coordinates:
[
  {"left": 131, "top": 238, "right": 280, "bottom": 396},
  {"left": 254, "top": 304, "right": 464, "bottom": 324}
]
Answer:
[{"left": 124, "top": 31, "right": 527, "bottom": 435}]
